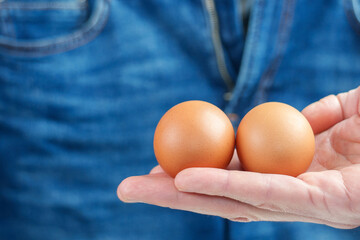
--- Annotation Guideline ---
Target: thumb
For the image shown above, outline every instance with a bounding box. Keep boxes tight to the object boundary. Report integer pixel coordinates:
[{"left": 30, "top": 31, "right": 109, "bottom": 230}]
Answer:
[
  {"left": 301, "top": 94, "right": 343, "bottom": 135},
  {"left": 302, "top": 86, "right": 360, "bottom": 135}
]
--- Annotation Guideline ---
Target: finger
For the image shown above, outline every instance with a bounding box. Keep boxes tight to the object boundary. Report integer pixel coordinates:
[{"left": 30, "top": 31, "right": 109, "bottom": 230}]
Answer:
[
  {"left": 330, "top": 114, "right": 360, "bottom": 158},
  {"left": 175, "top": 168, "right": 343, "bottom": 223},
  {"left": 175, "top": 168, "right": 311, "bottom": 212},
  {"left": 302, "top": 94, "right": 343, "bottom": 134},
  {"left": 302, "top": 86, "right": 360, "bottom": 134},
  {"left": 337, "top": 86, "right": 360, "bottom": 118},
  {"left": 117, "top": 174, "right": 355, "bottom": 228},
  {"left": 117, "top": 174, "right": 255, "bottom": 219},
  {"left": 175, "top": 168, "right": 359, "bottom": 228},
  {"left": 310, "top": 114, "right": 360, "bottom": 170},
  {"left": 149, "top": 165, "right": 166, "bottom": 174}
]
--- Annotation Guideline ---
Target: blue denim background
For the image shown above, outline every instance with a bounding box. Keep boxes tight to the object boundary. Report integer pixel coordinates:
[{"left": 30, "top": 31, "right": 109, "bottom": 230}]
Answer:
[{"left": 0, "top": 0, "right": 359, "bottom": 239}]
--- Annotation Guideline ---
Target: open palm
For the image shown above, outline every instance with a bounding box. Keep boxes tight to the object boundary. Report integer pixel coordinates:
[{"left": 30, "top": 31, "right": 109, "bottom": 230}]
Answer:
[{"left": 118, "top": 87, "right": 360, "bottom": 229}]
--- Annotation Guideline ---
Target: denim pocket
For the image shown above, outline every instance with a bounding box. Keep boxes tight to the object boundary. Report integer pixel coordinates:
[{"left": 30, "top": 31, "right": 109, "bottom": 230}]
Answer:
[{"left": 0, "top": 0, "right": 110, "bottom": 57}]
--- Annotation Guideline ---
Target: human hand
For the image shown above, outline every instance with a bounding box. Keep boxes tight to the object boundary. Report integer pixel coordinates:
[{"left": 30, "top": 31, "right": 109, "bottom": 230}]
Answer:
[{"left": 117, "top": 87, "right": 360, "bottom": 229}]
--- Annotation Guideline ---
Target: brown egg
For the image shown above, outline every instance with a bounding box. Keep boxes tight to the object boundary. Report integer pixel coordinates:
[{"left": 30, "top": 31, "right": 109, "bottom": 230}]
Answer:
[
  {"left": 236, "top": 102, "right": 315, "bottom": 177},
  {"left": 153, "top": 101, "right": 235, "bottom": 178}
]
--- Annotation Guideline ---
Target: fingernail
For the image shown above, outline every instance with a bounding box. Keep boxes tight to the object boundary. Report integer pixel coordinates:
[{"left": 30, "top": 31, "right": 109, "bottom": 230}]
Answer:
[
  {"left": 174, "top": 169, "right": 197, "bottom": 191},
  {"left": 117, "top": 179, "right": 139, "bottom": 203},
  {"left": 149, "top": 166, "right": 163, "bottom": 174},
  {"left": 230, "top": 217, "right": 251, "bottom": 222}
]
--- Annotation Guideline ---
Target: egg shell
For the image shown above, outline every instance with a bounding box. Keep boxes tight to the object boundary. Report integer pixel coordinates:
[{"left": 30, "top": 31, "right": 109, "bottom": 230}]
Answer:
[
  {"left": 154, "top": 100, "right": 235, "bottom": 178},
  {"left": 236, "top": 102, "right": 315, "bottom": 177}
]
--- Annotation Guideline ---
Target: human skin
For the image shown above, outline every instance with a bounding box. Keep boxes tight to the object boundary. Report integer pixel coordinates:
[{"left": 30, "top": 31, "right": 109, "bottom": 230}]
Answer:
[{"left": 117, "top": 86, "right": 360, "bottom": 229}]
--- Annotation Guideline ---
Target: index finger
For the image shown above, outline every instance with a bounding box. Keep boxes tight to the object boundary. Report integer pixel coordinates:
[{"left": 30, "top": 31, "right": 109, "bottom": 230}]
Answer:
[{"left": 174, "top": 168, "right": 333, "bottom": 220}]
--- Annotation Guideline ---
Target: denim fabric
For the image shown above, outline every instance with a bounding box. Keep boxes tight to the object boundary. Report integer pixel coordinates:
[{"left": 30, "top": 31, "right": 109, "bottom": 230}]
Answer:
[{"left": 0, "top": 0, "right": 359, "bottom": 239}]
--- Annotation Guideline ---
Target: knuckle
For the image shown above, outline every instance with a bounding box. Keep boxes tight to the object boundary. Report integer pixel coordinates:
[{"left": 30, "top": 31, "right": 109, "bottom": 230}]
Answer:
[{"left": 253, "top": 175, "right": 275, "bottom": 210}]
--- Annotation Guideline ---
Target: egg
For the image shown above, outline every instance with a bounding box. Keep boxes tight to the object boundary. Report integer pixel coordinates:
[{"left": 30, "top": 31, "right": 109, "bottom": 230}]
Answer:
[
  {"left": 153, "top": 100, "right": 235, "bottom": 178},
  {"left": 236, "top": 102, "right": 315, "bottom": 177}
]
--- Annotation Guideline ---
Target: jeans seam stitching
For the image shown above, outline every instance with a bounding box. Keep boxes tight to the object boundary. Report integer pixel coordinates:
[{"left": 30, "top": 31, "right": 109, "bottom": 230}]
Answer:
[
  {"left": 0, "top": 1, "right": 87, "bottom": 11},
  {"left": 0, "top": 0, "right": 110, "bottom": 57},
  {"left": 225, "top": 0, "right": 266, "bottom": 114}
]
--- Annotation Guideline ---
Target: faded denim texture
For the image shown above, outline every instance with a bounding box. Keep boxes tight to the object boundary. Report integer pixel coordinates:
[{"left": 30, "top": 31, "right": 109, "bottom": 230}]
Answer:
[{"left": 0, "top": 0, "right": 359, "bottom": 239}]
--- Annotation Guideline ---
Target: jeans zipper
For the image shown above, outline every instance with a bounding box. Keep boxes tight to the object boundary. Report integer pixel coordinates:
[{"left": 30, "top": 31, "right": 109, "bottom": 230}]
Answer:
[{"left": 204, "top": 0, "right": 235, "bottom": 96}]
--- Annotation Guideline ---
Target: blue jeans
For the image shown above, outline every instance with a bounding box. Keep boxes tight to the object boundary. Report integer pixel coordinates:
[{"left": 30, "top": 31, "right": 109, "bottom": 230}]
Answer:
[{"left": 0, "top": 0, "right": 359, "bottom": 239}]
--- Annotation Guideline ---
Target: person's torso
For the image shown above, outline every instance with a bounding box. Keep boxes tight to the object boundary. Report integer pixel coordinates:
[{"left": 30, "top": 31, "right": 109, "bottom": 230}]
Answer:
[{"left": 0, "top": 0, "right": 359, "bottom": 239}]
